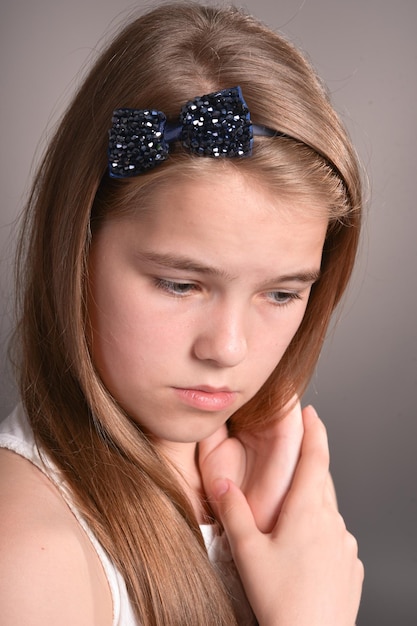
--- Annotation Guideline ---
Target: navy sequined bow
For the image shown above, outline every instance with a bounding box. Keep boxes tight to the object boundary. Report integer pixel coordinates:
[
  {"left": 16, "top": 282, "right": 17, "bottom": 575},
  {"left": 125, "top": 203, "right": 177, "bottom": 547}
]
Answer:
[{"left": 108, "top": 86, "right": 273, "bottom": 178}]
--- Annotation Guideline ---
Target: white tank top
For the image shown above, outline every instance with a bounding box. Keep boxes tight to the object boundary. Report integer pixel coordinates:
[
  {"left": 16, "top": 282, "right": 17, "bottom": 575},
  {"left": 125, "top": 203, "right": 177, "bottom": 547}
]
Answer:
[{"left": 0, "top": 405, "right": 256, "bottom": 625}]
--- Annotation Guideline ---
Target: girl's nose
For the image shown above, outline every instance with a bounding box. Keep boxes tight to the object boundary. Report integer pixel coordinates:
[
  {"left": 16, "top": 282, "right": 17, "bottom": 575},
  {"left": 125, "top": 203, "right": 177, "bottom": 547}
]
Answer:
[{"left": 192, "top": 304, "right": 248, "bottom": 367}]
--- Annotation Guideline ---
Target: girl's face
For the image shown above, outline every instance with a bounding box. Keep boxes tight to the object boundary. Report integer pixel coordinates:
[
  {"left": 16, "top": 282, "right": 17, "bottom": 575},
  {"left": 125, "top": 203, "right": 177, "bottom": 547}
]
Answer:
[{"left": 88, "top": 170, "right": 327, "bottom": 446}]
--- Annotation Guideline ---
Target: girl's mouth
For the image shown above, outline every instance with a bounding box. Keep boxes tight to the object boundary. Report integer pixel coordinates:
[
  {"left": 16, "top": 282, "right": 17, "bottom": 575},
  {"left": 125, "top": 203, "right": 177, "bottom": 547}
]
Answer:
[{"left": 173, "top": 387, "right": 237, "bottom": 411}]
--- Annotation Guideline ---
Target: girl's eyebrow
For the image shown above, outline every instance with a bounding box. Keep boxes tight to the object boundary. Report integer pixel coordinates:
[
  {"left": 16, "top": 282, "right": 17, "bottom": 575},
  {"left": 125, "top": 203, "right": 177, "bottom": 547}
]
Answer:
[
  {"left": 136, "top": 251, "right": 234, "bottom": 279},
  {"left": 257, "top": 269, "right": 321, "bottom": 288},
  {"left": 137, "top": 250, "right": 321, "bottom": 285}
]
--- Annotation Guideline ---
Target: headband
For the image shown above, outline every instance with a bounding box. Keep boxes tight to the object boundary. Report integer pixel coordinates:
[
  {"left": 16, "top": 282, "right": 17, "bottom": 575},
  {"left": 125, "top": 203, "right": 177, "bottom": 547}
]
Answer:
[
  {"left": 107, "top": 85, "right": 348, "bottom": 200},
  {"left": 108, "top": 86, "right": 279, "bottom": 178}
]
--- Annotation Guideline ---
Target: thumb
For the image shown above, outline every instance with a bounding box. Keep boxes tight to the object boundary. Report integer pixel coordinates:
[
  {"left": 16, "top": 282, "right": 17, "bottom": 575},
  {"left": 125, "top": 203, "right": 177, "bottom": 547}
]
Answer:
[{"left": 210, "top": 478, "right": 257, "bottom": 543}]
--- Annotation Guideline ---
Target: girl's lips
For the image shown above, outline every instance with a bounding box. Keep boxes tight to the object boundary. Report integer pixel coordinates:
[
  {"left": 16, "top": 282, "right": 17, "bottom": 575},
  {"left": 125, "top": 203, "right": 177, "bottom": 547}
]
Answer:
[{"left": 173, "top": 387, "right": 237, "bottom": 411}]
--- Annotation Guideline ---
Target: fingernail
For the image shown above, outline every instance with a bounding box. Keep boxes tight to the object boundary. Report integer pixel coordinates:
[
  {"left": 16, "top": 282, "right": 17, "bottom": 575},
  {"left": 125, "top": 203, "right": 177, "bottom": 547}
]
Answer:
[
  {"left": 212, "top": 478, "right": 230, "bottom": 498},
  {"left": 305, "top": 404, "right": 318, "bottom": 418}
]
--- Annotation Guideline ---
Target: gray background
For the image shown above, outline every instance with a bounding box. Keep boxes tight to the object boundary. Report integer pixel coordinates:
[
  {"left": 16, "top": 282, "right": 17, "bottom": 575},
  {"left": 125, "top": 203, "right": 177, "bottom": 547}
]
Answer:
[{"left": 1, "top": 0, "right": 416, "bottom": 623}]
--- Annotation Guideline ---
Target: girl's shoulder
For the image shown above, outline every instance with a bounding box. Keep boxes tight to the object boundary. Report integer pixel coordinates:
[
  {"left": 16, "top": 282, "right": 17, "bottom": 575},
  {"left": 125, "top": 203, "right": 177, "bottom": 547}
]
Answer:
[{"left": 0, "top": 445, "right": 113, "bottom": 626}]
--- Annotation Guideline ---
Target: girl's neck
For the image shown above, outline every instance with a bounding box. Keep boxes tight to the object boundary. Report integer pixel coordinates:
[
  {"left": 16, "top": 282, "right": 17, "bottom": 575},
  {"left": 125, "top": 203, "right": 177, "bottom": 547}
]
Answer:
[{"left": 156, "top": 440, "right": 213, "bottom": 524}]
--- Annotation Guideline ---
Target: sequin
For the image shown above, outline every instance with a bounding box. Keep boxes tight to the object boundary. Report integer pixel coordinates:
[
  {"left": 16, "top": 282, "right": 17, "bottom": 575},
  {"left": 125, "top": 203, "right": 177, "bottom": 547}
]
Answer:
[
  {"left": 180, "top": 87, "right": 253, "bottom": 158},
  {"left": 108, "top": 109, "right": 168, "bottom": 178},
  {"left": 108, "top": 87, "right": 254, "bottom": 178}
]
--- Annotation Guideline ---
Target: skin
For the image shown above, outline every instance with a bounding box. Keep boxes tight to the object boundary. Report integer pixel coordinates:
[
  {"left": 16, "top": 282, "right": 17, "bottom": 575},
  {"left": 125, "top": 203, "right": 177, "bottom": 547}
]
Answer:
[
  {"left": 0, "top": 449, "right": 113, "bottom": 626},
  {"left": 88, "top": 170, "right": 327, "bottom": 498},
  {"left": 199, "top": 397, "right": 306, "bottom": 533},
  {"left": 0, "top": 169, "right": 363, "bottom": 625},
  {"left": 87, "top": 168, "right": 362, "bottom": 625},
  {"left": 207, "top": 406, "right": 363, "bottom": 626}
]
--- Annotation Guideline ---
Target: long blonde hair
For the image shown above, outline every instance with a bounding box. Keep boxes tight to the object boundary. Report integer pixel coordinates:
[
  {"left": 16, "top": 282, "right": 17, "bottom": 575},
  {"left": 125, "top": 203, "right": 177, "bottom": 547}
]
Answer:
[{"left": 13, "top": 3, "right": 362, "bottom": 624}]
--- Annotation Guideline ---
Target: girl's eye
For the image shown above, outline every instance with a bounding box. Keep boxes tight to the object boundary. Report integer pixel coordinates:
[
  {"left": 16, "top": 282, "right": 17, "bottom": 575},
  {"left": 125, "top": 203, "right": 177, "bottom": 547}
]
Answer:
[
  {"left": 266, "top": 291, "right": 302, "bottom": 306},
  {"left": 154, "top": 278, "right": 198, "bottom": 296}
]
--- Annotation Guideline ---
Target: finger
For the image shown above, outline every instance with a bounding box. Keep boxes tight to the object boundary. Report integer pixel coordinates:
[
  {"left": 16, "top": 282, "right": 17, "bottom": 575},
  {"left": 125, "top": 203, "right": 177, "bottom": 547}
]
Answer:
[
  {"left": 209, "top": 478, "right": 257, "bottom": 548},
  {"left": 198, "top": 423, "right": 229, "bottom": 465},
  {"left": 281, "top": 405, "right": 330, "bottom": 513},
  {"left": 240, "top": 400, "right": 304, "bottom": 532},
  {"left": 273, "top": 394, "right": 303, "bottom": 439},
  {"left": 208, "top": 479, "right": 273, "bottom": 621},
  {"left": 324, "top": 473, "right": 339, "bottom": 509}
]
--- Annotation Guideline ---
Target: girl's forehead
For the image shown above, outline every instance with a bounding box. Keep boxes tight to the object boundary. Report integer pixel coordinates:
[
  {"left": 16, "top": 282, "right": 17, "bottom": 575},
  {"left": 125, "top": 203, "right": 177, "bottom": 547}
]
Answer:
[
  {"left": 94, "top": 169, "right": 329, "bottom": 278},
  {"left": 124, "top": 166, "right": 331, "bottom": 225}
]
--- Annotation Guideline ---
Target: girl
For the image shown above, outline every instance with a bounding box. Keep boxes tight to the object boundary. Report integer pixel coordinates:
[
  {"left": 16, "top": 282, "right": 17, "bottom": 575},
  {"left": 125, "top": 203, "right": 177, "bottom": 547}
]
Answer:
[{"left": 0, "top": 3, "right": 364, "bottom": 625}]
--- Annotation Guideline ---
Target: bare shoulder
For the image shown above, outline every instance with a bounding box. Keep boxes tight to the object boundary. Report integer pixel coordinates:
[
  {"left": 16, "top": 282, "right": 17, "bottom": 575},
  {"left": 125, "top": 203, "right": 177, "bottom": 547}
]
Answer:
[{"left": 0, "top": 448, "right": 113, "bottom": 626}]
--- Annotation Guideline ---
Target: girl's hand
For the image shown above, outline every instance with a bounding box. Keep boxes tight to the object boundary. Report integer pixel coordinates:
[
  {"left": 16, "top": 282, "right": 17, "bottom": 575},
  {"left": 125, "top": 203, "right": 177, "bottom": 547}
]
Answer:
[
  {"left": 204, "top": 406, "right": 364, "bottom": 626},
  {"left": 199, "top": 397, "right": 304, "bottom": 532}
]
